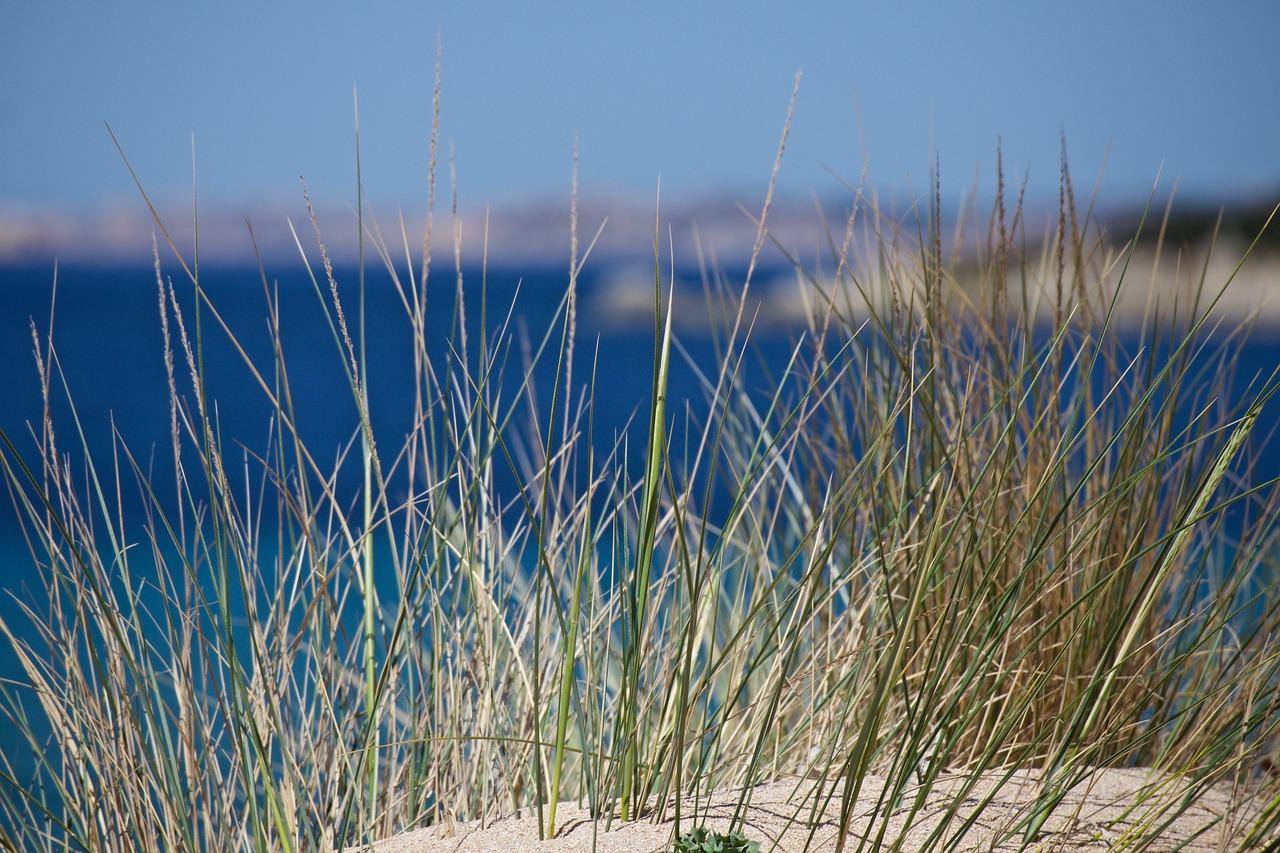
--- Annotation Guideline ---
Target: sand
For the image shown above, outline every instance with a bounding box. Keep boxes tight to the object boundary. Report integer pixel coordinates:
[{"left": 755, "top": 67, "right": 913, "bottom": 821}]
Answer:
[{"left": 355, "top": 767, "right": 1263, "bottom": 852}]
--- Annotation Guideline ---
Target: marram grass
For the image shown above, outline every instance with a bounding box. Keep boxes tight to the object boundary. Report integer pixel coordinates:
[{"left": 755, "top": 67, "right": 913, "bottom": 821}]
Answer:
[{"left": 1, "top": 124, "right": 1279, "bottom": 853}]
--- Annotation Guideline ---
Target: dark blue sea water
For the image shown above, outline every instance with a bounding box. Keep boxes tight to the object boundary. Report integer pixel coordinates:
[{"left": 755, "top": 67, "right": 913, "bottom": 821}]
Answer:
[
  {"left": 3, "top": 260, "right": 1279, "bottom": 562},
  {"left": 0, "top": 261, "right": 808, "bottom": 615}
]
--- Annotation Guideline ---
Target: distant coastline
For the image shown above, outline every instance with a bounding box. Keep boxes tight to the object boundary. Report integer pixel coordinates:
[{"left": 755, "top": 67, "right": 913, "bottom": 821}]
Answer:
[{"left": 3, "top": 191, "right": 1275, "bottom": 269}]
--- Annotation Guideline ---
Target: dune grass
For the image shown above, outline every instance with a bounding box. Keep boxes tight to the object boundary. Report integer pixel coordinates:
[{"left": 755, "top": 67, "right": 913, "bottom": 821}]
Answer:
[{"left": 1, "top": 103, "right": 1279, "bottom": 851}]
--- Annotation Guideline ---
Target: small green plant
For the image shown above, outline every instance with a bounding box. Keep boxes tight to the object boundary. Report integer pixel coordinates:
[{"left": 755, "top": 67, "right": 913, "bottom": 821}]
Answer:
[{"left": 672, "top": 827, "right": 761, "bottom": 853}]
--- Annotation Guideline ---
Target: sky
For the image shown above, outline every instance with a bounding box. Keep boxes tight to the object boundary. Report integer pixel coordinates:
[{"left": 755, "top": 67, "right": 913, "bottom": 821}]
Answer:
[{"left": 2, "top": 2, "right": 1278, "bottom": 213}]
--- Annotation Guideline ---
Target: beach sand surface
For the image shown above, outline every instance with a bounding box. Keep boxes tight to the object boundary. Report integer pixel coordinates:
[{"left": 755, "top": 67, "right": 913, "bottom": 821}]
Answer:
[{"left": 357, "top": 767, "right": 1262, "bottom": 852}]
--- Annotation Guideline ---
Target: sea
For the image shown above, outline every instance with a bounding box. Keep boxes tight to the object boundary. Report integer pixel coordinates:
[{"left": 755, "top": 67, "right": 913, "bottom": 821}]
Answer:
[{"left": 0, "top": 260, "right": 1277, "bottom": 789}]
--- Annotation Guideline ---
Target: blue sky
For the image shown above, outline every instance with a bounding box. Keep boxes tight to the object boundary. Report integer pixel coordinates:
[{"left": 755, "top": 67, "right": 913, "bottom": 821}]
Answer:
[{"left": 2, "top": 2, "right": 1277, "bottom": 211}]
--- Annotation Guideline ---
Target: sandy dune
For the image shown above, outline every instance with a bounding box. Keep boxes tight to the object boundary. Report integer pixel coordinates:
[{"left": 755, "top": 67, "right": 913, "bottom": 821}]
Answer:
[{"left": 355, "top": 767, "right": 1262, "bottom": 852}]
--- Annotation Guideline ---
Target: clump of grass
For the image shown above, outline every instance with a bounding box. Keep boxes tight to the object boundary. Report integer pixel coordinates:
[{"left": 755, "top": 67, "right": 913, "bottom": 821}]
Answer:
[{"left": 0, "top": 83, "right": 1279, "bottom": 852}]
